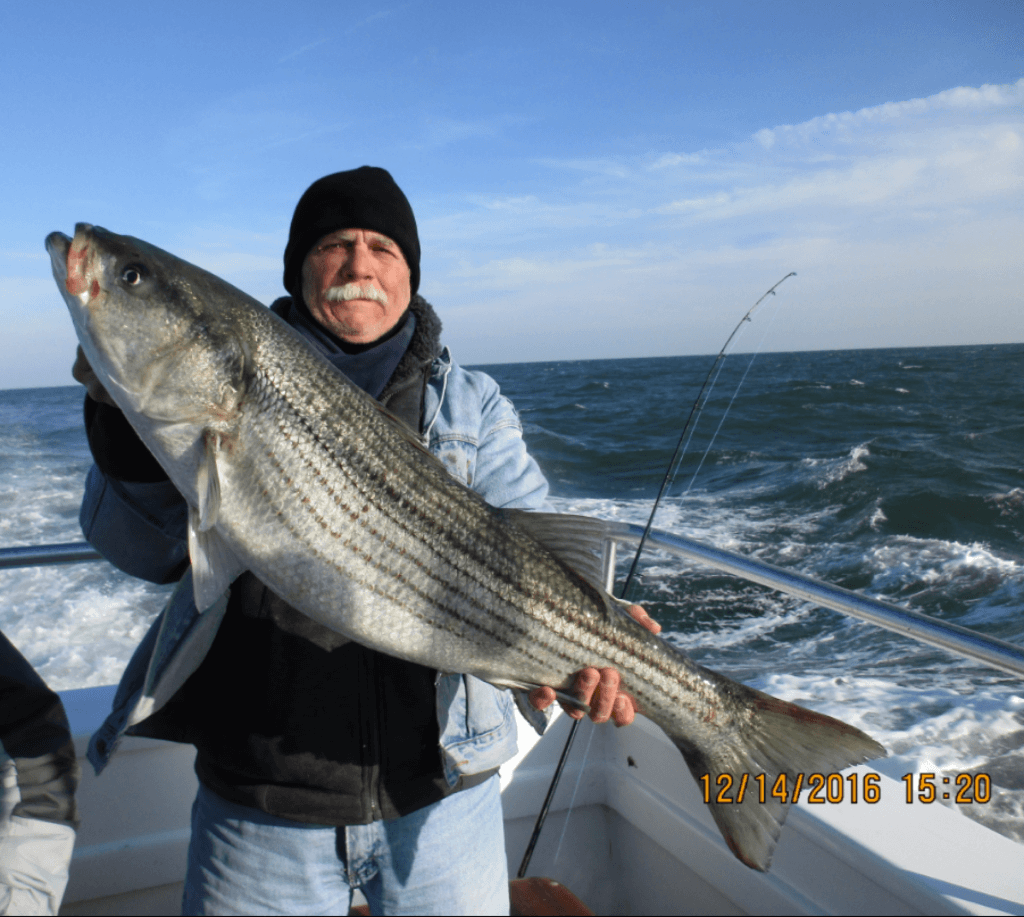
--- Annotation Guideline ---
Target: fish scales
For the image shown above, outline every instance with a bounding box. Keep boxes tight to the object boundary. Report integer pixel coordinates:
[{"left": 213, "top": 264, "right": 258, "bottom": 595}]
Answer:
[
  {"left": 234, "top": 324, "right": 633, "bottom": 682},
  {"left": 47, "top": 223, "right": 885, "bottom": 872},
  {"left": 250, "top": 311, "right": 685, "bottom": 703}
]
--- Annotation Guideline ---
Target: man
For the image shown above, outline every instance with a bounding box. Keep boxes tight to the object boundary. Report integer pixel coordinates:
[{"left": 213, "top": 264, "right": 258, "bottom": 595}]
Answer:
[{"left": 75, "top": 166, "right": 658, "bottom": 915}]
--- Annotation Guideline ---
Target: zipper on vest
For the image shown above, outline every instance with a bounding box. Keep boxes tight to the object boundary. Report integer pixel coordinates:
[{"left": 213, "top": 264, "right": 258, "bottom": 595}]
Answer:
[{"left": 358, "top": 648, "right": 382, "bottom": 823}]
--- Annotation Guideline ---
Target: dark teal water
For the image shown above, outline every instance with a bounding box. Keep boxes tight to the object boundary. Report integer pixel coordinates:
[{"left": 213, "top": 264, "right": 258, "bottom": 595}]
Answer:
[
  {"left": 1, "top": 343, "right": 1023, "bottom": 841},
  {"left": 477, "top": 344, "right": 1024, "bottom": 647}
]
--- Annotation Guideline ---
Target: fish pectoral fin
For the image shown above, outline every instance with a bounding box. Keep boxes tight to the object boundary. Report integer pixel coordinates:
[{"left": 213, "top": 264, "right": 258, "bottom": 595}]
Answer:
[
  {"left": 487, "top": 678, "right": 591, "bottom": 715},
  {"left": 498, "top": 509, "right": 622, "bottom": 589},
  {"left": 195, "top": 431, "right": 223, "bottom": 530},
  {"left": 187, "top": 509, "right": 246, "bottom": 612},
  {"left": 511, "top": 690, "right": 554, "bottom": 735}
]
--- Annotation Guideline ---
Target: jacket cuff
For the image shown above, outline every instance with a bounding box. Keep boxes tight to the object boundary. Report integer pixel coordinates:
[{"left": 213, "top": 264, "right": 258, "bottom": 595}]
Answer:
[{"left": 79, "top": 466, "right": 189, "bottom": 584}]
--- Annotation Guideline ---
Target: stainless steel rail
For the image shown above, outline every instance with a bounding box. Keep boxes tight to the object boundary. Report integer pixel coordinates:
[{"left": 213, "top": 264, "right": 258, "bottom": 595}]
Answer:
[
  {"left": 0, "top": 542, "right": 101, "bottom": 569},
  {"left": 2, "top": 532, "right": 1022, "bottom": 680},
  {"left": 607, "top": 523, "right": 1024, "bottom": 680}
]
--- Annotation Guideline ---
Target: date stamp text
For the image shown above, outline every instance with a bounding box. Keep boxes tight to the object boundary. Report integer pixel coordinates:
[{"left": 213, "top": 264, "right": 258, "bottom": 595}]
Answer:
[{"left": 699, "top": 772, "right": 992, "bottom": 805}]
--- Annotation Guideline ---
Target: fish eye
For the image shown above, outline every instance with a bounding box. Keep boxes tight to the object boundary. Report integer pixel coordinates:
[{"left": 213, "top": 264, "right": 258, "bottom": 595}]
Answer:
[{"left": 121, "top": 265, "right": 145, "bottom": 286}]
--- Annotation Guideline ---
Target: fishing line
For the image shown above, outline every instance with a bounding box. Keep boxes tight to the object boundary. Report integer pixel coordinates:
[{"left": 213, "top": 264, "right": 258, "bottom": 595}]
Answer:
[
  {"left": 550, "top": 718, "right": 598, "bottom": 865},
  {"left": 674, "top": 286, "right": 785, "bottom": 506},
  {"left": 652, "top": 342, "right": 735, "bottom": 518},
  {"left": 517, "top": 272, "right": 795, "bottom": 880}
]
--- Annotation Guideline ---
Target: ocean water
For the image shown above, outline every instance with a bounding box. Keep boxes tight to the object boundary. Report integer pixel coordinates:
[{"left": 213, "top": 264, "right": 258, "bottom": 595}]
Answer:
[{"left": 1, "top": 344, "right": 1022, "bottom": 845}]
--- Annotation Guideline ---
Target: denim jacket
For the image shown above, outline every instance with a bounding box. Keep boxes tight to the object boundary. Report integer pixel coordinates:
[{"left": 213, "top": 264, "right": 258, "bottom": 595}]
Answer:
[{"left": 84, "top": 337, "right": 550, "bottom": 787}]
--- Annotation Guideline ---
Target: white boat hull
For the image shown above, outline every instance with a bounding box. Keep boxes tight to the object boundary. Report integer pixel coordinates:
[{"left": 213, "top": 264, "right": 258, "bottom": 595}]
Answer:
[{"left": 58, "top": 684, "right": 1024, "bottom": 916}]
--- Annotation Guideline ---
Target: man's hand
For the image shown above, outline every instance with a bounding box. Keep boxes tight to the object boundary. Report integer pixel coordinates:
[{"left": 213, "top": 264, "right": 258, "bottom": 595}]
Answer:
[
  {"left": 72, "top": 346, "right": 116, "bottom": 406},
  {"left": 528, "top": 604, "right": 661, "bottom": 727}
]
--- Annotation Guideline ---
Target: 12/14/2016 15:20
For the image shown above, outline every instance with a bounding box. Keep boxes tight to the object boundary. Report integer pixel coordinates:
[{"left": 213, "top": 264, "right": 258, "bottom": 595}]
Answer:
[{"left": 700, "top": 772, "right": 993, "bottom": 805}]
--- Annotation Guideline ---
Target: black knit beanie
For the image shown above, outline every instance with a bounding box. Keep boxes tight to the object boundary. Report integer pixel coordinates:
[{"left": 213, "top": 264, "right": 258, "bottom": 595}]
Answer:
[{"left": 283, "top": 166, "right": 421, "bottom": 303}]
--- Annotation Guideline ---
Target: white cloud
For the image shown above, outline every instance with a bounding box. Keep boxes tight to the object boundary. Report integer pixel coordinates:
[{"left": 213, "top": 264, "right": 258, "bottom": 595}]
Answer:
[
  {"left": 277, "top": 38, "right": 331, "bottom": 64},
  {"left": 754, "top": 79, "right": 1024, "bottom": 151},
  {"left": 656, "top": 89, "right": 1024, "bottom": 229}
]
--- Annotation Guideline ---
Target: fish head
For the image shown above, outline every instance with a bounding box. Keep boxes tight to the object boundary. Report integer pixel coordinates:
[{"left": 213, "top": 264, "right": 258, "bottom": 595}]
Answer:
[{"left": 46, "top": 223, "right": 250, "bottom": 427}]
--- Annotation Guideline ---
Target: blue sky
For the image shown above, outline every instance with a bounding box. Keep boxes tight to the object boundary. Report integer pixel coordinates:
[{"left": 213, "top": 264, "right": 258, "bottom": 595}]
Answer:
[{"left": 2, "top": 0, "right": 1022, "bottom": 388}]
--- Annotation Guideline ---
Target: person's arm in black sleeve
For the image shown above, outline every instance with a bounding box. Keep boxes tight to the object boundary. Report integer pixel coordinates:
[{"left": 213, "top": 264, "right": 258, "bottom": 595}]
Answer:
[
  {"left": 77, "top": 358, "right": 191, "bottom": 584},
  {"left": 0, "top": 631, "right": 79, "bottom": 916}
]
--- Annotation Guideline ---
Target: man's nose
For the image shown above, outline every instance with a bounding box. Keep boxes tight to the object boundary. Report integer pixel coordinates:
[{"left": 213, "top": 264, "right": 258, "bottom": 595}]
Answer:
[{"left": 341, "top": 242, "right": 373, "bottom": 278}]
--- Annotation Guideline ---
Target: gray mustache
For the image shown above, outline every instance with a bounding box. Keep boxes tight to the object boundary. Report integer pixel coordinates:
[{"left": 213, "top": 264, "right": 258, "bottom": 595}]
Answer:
[{"left": 323, "top": 284, "right": 389, "bottom": 305}]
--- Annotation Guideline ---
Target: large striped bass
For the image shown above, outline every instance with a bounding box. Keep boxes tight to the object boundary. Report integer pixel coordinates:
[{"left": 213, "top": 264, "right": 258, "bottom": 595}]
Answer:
[{"left": 46, "top": 223, "right": 884, "bottom": 871}]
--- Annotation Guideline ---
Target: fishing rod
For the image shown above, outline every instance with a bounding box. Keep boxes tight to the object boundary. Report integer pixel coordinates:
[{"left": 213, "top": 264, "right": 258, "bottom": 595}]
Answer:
[
  {"left": 517, "top": 272, "right": 796, "bottom": 880},
  {"left": 620, "top": 271, "right": 795, "bottom": 599}
]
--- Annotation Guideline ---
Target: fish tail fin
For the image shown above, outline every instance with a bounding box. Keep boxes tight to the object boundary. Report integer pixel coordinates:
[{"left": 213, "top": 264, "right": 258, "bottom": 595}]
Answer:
[{"left": 671, "top": 684, "right": 886, "bottom": 872}]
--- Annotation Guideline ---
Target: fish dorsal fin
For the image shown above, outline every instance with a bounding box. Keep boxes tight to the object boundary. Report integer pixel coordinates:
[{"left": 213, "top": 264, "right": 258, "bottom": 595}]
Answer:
[{"left": 499, "top": 510, "right": 618, "bottom": 591}]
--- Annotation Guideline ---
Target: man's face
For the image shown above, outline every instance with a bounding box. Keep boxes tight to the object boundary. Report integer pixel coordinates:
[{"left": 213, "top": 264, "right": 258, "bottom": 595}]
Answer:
[{"left": 301, "top": 228, "right": 412, "bottom": 344}]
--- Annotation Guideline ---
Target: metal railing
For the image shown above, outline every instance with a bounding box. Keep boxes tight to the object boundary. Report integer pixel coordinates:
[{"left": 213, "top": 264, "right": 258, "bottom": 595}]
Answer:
[
  {"left": 604, "top": 523, "right": 1024, "bottom": 680},
  {"left": 2, "top": 532, "right": 1022, "bottom": 680},
  {"left": 0, "top": 542, "right": 101, "bottom": 569}
]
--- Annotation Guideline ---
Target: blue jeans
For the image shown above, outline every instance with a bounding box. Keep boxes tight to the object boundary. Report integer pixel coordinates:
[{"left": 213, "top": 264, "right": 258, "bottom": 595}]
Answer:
[{"left": 182, "top": 778, "right": 510, "bottom": 916}]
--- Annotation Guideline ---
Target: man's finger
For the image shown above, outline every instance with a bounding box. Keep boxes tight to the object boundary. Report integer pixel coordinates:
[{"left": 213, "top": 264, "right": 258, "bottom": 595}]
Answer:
[
  {"left": 71, "top": 346, "right": 92, "bottom": 386},
  {"left": 589, "top": 668, "right": 620, "bottom": 723},
  {"left": 611, "top": 693, "right": 636, "bottom": 727},
  {"left": 573, "top": 667, "right": 600, "bottom": 701},
  {"left": 528, "top": 686, "right": 556, "bottom": 712},
  {"left": 627, "top": 604, "right": 661, "bottom": 635},
  {"left": 72, "top": 345, "right": 116, "bottom": 406},
  {"left": 563, "top": 668, "right": 600, "bottom": 719}
]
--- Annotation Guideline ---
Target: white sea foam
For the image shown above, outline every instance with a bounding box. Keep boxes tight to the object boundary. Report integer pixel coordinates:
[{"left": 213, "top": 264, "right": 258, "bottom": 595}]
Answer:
[
  {"left": 864, "top": 536, "right": 1022, "bottom": 600},
  {"left": 0, "top": 562, "right": 171, "bottom": 691},
  {"left": 799, "top": 442, "right": 870, "bottom": 488},
  {"left": 988, "top": 488, "right": 1024, "bottom": 517},
  {"left": 0, "top": 412, "right": 172, "bottom": 690},
  {"left": 661, "top": 599, "right": 814, "bottom": 651}
]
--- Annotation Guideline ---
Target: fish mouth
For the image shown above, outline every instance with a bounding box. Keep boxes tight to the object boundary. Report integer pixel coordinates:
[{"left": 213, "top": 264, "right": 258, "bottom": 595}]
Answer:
[
  {"left": 45, "top": 230, "right": 72, "bottom": 282},
  {"left": 46, "top": 223, "right": 100, "bottom": 300}
]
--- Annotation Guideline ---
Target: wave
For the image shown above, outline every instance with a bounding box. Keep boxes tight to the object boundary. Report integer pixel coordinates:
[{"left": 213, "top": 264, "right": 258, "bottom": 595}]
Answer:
[{"left": 800, "top": 442, "right": 871, "bottom": 489}]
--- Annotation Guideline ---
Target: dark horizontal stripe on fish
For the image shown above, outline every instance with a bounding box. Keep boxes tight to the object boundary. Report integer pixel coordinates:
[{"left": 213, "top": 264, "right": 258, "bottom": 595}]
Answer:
[{"left": 257, "top": 442, "right": 591, "bottom": 678}]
